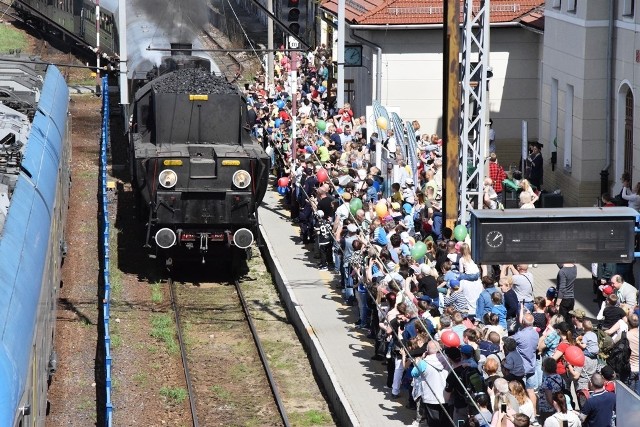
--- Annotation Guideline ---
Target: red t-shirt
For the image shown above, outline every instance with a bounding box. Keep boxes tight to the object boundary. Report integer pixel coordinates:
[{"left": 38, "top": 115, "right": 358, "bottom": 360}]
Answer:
[
  {"left": 339, "top": 108, "right": 353, "bottom": 123},
  {"left": 556, "top": 341, "right": 569, "bottom": 375}
]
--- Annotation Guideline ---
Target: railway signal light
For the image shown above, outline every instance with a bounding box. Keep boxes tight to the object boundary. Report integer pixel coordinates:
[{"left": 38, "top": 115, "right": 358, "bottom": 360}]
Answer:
[{"left": 279, "top": 0, "right": 307, "bottom": 39}]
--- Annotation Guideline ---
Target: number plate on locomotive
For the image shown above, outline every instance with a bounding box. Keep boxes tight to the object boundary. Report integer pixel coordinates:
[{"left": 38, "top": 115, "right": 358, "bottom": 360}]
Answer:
[{"left": 210, "top": 232, "right": 225, "bottom": 241}]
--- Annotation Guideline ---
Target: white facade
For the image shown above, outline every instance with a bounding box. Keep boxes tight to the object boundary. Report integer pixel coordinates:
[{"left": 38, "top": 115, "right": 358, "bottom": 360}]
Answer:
[
  {"left": 540, "top": 1, "right": 640, "bottom": 206},
  {"left": 341, "top": 25, "right": 542, "bottom": 167}
]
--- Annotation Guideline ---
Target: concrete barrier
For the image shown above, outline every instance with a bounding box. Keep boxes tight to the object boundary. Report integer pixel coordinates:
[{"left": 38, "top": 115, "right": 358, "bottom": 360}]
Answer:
[{"left": 259, "top": 223, "right": 360, "bottom": 427}]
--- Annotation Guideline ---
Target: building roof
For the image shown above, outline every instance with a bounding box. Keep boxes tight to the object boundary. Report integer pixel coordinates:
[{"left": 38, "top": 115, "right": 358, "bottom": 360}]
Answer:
[{"left": 321, "top": 0, "right": 545, "bottom": 27}]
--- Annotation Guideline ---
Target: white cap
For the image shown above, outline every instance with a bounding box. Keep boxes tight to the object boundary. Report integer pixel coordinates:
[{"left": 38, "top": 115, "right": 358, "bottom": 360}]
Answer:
[
  {"left": 316, "top": 210, "right": 324, "bottom": 218},
  {"left": 400, "top": 232, "right": 410, "bottom": 243},
  {"left": 347, "top": 223, "right": 358, "bottom": 233},
  {"left": 406, "top": 178, "right": 414, "bottom": 186}
]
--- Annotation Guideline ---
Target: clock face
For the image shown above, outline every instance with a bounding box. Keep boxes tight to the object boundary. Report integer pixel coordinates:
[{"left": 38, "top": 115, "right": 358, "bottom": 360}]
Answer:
[
  {"left": 486, "top": 230, "right": 504, "bottom": 248},
  {"left": 344, "top": 45, "right": 362, "bottom": 67}
]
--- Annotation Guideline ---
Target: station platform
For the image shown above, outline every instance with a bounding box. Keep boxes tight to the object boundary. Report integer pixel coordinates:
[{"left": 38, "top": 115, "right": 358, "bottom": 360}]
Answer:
[{"left": 258, "top": 187, "right": 630, "bottom": 426}]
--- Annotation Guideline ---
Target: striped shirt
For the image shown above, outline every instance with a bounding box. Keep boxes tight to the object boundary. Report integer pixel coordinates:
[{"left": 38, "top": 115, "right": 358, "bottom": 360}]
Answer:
[{"left": 443, "top": 291, "right": 469, "bottom": 314}]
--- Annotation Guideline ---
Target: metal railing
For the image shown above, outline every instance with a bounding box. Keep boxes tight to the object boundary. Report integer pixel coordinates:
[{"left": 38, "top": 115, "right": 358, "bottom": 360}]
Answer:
[{"left": 99, "top": 76, "right": 113, "bottom": 427}]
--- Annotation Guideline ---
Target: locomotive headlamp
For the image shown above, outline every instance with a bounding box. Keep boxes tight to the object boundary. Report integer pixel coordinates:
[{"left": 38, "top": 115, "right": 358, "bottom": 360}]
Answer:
[
  {"left": 232, "top": 170, "right": 251, "bottom": 189},
  {"left": 159, "top": 169, "right": 178, "bottom": 189}
]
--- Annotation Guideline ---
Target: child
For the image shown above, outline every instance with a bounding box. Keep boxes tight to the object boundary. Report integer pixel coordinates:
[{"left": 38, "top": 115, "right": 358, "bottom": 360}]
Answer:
[
  {"left": 576, "top": 319, "right": 599, "bottom": 359},
  {"left": 443, "top": 279, "right": 469, "bottom": 315},
  {"left": 314, "top": 210, "right": 333, "bottom": 270},
  {"left": 490, "top": 291, "right": 508, "bottom": 330}
]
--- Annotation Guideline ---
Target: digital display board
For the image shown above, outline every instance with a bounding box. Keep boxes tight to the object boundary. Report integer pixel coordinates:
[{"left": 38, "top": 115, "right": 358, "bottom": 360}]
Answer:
[{"left": 470, "top": 207, "right": 637, "bottom": 264}]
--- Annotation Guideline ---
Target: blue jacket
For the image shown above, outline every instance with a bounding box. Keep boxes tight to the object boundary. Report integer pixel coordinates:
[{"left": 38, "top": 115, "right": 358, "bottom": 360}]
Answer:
[
  {"left": 491, "top": 304, "right": 508, "bottom": 329},
  {"left": 476, "top": 287, "right": 498, "bottom": 320}
]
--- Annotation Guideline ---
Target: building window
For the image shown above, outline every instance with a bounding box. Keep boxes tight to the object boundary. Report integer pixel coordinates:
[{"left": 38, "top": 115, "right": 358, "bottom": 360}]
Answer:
[
  {"left": 564, "top": 84, "right": 574, "bottom": 171},
  {"left": 552, "top": 0, "right": 562, "bottom": 9},
  {"left": 625, "top": 89, "right": 634, "bottom": 181},
  {"left": 567, "top": 0, "right": 576, "bottom": 13},
  {"left": 623, "top": 0, "right": 635, "bottom": 17}
]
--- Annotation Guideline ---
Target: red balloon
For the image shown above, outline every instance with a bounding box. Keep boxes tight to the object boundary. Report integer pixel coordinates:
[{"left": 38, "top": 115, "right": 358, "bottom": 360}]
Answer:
[
  {"left": 316, "top": 168, "right": 329, "bottom": 183},
  {"left": 564, "top": 345, "right": 585, "bottom": 367},
  {"left": 441, "top": 330, "right": 461, "bottom": 348},
  {"left": 277, "top": 177, "right": 289, "bottom": 187}
]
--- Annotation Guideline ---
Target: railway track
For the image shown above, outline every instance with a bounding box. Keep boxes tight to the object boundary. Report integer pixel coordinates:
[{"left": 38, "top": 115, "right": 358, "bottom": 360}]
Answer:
[
  {"left": 202, "top": 26, "right": 244, "bottom": 82},
  {"left": 168, "top": 275, "right": 290, "bottom": 427}
]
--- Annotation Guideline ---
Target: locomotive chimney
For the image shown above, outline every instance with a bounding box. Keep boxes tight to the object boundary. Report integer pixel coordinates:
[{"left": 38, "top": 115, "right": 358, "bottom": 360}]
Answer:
[{"left": 170, "top": 43, "right": 193, "bottom": 56}]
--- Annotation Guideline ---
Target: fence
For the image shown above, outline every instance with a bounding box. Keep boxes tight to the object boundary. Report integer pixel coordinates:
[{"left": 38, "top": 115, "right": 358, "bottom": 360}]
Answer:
[
  {"left": 100, "top": 76, "right": 113, "bottom": 427},
  {"left": 369, "top": 101, "right": 419, "bottom": 197}
]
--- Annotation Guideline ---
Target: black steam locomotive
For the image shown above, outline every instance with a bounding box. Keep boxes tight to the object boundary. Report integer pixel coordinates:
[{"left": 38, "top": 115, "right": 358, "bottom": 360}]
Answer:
[{"left": 129, "top": 52, "right": 269, "bottom": 264}]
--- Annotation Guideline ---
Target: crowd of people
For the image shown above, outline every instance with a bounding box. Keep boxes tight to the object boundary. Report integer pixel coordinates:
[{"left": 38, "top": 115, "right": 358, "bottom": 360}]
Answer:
[{"left": 242, "top": 45, "right": 640, "bottom": 427}]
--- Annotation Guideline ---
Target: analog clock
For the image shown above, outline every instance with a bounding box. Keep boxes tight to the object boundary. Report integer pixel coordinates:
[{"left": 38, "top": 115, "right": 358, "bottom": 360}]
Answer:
[
  {"left": 485, "top": 230, "right": 504, "bottom": 248},
  {"left": 344, "top": 45, "right": 363, "bottom": 67}
]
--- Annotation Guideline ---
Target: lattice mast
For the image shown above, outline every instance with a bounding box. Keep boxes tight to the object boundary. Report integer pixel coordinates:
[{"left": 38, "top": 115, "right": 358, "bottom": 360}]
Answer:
[{"left": 459, "top": 0, "right": 491, "bottom": 222}]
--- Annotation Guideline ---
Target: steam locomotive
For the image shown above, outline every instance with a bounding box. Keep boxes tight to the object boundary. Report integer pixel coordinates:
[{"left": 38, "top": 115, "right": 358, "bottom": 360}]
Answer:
[
  {"left": 0, "top": 61, "right": 71, "bottom": 426},
  {"left": 129, "top": 51, "right": 269, "bottom": 264},
  {"left": 14, "top": 0, "right": 269, "bottom": 265}
]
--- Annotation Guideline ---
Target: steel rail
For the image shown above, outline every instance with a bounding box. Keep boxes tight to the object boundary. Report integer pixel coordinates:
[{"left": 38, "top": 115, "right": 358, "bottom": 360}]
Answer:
[
  {"left": 168, "top": 278, "right": 200, "bottom": 427},
  {"left": 201, "top": 28, "right": 244, "bottom": 81},
  {"left": 233, "top": 279, "right": 291, "bottom": 427}
]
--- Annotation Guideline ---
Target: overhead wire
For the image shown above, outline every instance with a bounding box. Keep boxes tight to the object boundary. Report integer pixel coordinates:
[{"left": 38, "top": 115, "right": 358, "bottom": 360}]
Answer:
[{"left": 223, "top": 0, "right": 264, "bottom": 72}]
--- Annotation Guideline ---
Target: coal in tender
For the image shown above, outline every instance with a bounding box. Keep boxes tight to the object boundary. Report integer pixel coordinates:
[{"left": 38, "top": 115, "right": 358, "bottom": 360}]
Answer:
[{"left": 152, "top": 68, "right": 240, "bottom": 95}]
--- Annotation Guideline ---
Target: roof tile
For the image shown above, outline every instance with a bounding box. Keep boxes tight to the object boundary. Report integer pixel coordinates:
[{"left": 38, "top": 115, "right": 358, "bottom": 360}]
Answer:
[{"left": 321, "top": 0, "right": 545, "bottom": 26}]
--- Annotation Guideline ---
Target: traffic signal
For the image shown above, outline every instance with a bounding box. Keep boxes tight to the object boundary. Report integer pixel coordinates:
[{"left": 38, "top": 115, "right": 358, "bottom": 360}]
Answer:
[{"left": 279, "top": 0, "right": 307, "bottom": 38}]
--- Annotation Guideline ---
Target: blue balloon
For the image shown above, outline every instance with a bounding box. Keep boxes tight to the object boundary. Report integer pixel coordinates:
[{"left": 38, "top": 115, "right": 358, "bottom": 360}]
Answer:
[
  {"left": 306, "top": 146, "right": 314, "bottom": 153},
  {"left": 276, "top": 99, "right": 285, "bottom": 109},
  {"left": 318, "top": 86, "right": 326, "bottom": 94},
  {"left": 277, "top": 186, "right": 287, "bottom": 195},
  {"left": 317, "top": 139, "right": 324, "bottom": 146},
  {"left": 274, "top": 118, "right": 283, "bottom": 128}
]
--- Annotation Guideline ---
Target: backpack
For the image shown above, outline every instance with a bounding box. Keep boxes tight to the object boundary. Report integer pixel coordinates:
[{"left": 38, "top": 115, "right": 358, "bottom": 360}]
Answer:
[
  {"left": 461, "top": 366, "right": 488, "bottom": 402},
  {"left": 596, "top": 327, "right": 615, "bottom": 360},
  {"left": 606, "top": 331, "right": 631, "bottom": 382}
]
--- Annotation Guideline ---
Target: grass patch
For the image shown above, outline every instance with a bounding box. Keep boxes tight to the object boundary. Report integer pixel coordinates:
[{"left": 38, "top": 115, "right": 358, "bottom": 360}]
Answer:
[
  {"left": 229, "top": 363, "right": 250, "bottom": 381},
  {"left": 110, "top": 268, "right": 123, "bottom": 300},
  {"left": 77, "top": 397, "right": 94, "bottom": 411},
  {"left": 150, "top": 282, "right": 163, "bottom": 304},
  {"left": 262, "top": 339, "right": 295, "bottom": 370},
  {"left": 108, "top": 227, "right": 123, "bottom": 300},
  {"left": 150, "top": 314, "right": 178, "bottom": 354},
  {"left": 210, "top": 384, "right": 232, "bottom": 401},
  {"left": 288, "top": 410, "right": 333, "bottom": 426},
  {"left": 69, "top": 75, "right": 98, "bottom": 86},
  {"left": 110, "top": 332, "right": 122, "bottom": 349},
  {"left": 132, "top": 373, "right": 148, "bottom": 387},
  {"left": 0, "top": 25, "right": 28, "bottom": 54},
  {"left": 160, "top": 386, "right": 187, "bottom": 405}
]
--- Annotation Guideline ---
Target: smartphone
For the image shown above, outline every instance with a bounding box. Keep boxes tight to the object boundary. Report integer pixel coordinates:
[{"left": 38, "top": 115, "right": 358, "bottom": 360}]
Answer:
[{"left": 500, "top": 403, "right": 507, "bottom": 413}]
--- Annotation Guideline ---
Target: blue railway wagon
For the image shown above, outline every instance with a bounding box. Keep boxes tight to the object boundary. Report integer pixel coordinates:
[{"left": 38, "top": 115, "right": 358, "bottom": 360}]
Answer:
[{"left": 0, "top": 65, "right": 71, "bottom": 427}]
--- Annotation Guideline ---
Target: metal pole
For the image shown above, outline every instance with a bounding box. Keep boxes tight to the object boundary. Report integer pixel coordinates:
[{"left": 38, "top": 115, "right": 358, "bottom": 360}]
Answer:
[
  {"left": 442, "top": 0, "right": 461, "bottom": 231},
  {"left": 95, "top": 0, "right": 101, "bottom": 95},
  {"left": 291, "top": 56, "right": 298, "bottom": 146},
  {"left": 118, "top": 0, "right": 128, "bottom": 109},
  {"left": 291, "top": 50, "right": 298, "bottom": 164},
  {"left": 337, "top": 0, "right": 345, "bottom": 107},
  {"left": 267, "top": 0, "right": 274, "bottom": 86}
]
